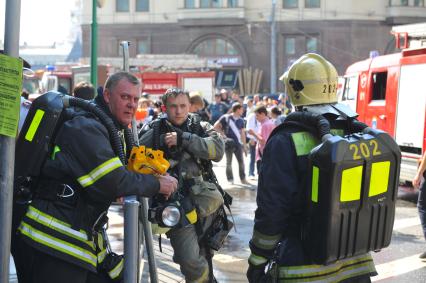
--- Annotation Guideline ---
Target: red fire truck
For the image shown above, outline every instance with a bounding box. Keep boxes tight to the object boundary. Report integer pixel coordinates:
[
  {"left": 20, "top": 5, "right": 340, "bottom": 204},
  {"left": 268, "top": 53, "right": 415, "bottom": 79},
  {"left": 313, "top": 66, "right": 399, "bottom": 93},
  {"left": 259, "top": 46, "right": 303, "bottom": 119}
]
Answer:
[
  {"left": 340, "top": 23, "right": 426, "bottom": 184},
  {"left": 137, "top": 71, "right": 216, "bottom": 102}
]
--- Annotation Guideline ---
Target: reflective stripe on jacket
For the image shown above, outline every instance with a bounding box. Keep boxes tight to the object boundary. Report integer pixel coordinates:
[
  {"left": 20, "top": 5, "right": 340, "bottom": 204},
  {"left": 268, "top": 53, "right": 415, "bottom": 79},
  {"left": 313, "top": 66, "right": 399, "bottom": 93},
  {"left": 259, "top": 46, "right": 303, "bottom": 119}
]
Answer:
[
  {"left": 19, "top": 205, "right": 98, "bottom": 272},
  {"left": 270, "top": 254, "right": 376, "bottom": 283}
]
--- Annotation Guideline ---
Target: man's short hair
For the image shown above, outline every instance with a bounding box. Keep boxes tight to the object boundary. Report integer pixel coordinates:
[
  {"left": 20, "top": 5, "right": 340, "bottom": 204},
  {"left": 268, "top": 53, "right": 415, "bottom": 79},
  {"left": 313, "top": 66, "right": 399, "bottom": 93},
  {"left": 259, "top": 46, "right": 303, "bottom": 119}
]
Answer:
[
  {"left": 189, "top": 92, "right": 205, "bottom": 108},
  {"left": 270, "top": 106, "right": 282, "bottom": 116},
  {"left": 162, "top": 88, "right": 189, "bottom": 105},
  {"left": 73, "top": 81, "right": 95, "bottom": 100},
  {"left": 104, "top": 71, "right": 140, "bottom": 93},
  {"left": 254, "top": 105, "right": 268, "bottom": 115},
  {"left": 232, "top": 102, "right": 242, "bottom": 113}
]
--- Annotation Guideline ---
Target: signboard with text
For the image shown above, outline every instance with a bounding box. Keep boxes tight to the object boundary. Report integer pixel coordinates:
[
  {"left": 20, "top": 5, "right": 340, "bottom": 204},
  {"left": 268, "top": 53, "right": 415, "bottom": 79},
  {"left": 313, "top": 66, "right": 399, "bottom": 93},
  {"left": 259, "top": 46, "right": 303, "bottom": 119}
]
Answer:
[{"left": 0, "top": 53, "right": 23, "bottom": 138}]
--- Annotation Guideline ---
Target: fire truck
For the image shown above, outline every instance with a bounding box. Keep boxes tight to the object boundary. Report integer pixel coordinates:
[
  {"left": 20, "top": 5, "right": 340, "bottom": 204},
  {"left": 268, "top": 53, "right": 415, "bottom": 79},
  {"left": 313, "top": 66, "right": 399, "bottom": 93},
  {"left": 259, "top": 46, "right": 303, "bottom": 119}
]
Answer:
[
  {"left": 340, "top": 23, "right": 426, "bottom": 184},
  {"left": 137, "top": 71, "right": 216, "bottom": 102},
  {"left": 40, "top": 64, "right": 110, "bottom": 95}
]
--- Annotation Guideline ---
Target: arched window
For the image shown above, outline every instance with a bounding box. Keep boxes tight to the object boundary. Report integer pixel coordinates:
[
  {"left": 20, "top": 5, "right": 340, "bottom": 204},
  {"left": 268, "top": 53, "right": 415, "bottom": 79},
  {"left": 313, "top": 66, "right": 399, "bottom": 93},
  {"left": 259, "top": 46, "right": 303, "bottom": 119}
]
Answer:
[{"left": 193, "top": 38, "right": 239, "bottom": 56}]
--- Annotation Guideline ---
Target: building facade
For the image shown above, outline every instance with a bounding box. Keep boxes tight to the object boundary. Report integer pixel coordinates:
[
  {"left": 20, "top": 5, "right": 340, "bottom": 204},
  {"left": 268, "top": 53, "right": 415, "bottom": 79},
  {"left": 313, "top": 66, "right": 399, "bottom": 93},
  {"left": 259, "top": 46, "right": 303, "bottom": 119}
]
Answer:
[{"left": 81, "top": 0, "right": 426, "bottom": 92}]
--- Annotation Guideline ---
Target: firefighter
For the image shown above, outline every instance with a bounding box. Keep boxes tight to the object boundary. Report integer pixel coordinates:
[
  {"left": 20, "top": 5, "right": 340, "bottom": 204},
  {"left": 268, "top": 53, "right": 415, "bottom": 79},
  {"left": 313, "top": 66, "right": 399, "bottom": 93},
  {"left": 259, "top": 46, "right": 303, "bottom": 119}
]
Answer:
[
  {"left": 139, "top": 88, "right": 226, "bottom": 282},
  {"left": 247, "top": 54, "right": 377, "bottom": 282},
  {"left": 12, "top": 71, "right": 178, "bottom": 283}
]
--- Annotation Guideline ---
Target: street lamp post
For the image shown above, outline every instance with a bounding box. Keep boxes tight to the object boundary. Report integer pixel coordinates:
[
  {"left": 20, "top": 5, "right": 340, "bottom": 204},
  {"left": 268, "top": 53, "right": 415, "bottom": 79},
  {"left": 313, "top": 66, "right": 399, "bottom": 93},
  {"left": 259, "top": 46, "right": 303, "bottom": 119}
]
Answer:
[
  {"left": 0, "top": 1, "right": 21, "bottom": 281},
  {"left": 91, "top": 0, "right": 98, "bottom": 88},
  {"left": 270, "top": 0, "right": 277, "bottom": 94}
]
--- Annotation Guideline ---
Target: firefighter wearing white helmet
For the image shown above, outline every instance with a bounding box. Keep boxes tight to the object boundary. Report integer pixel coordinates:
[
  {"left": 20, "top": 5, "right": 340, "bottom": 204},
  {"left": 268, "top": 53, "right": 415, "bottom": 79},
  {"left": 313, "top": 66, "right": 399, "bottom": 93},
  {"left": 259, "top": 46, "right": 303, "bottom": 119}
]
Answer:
[{"left": 247, "top": 53, "right": 390, "bottom": 282}]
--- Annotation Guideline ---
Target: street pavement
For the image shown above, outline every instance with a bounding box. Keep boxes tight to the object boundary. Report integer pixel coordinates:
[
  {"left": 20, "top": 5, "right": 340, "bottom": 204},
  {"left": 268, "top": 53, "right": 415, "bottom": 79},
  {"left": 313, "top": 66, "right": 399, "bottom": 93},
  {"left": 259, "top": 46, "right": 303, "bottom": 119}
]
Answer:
[{"left": 9, "top": 157, "right": 426, "bottom": 282}]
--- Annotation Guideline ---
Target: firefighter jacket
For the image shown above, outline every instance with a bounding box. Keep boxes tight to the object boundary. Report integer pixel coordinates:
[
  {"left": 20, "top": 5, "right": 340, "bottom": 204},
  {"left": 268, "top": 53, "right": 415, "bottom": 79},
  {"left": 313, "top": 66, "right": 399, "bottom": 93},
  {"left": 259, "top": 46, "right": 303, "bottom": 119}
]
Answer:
[
  {"left": 18, "top": 95, "right": 160, "bottom": 274},
  {"left": 139, "top": 114, "right": 225, "bottom": 218},
  {"left": 248, "top": 119, "right": 377, "bottom": 282}
]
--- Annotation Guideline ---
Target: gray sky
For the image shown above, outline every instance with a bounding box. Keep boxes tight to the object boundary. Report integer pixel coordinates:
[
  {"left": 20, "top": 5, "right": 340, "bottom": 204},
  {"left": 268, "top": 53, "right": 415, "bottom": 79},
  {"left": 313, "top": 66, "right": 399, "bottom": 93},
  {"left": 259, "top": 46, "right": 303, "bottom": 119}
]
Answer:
[{"left": 0, "top": 0, "right": 75, "bottom": 46}]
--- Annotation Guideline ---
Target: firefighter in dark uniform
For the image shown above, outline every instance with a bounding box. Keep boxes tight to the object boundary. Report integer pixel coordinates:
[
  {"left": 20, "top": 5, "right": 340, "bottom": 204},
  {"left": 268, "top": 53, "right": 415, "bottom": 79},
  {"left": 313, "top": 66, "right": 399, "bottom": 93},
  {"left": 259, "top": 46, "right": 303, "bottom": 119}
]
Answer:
[
  {"left": 139, "top": 88, "right": 225, "bottom": 282},
  {"left": 247, "top": 54, "right": 377, "bottom": 282},
  {"left": 13, "top": 72, "right": 178, "bottom": 283}
]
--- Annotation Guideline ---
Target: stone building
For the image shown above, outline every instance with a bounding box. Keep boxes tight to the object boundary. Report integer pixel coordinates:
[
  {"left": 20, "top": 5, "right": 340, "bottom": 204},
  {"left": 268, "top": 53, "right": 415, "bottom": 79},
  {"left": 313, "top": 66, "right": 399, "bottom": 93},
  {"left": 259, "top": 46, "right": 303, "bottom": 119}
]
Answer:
[{"left": 81, "top": 0, "right": 426, "bottom": 92}]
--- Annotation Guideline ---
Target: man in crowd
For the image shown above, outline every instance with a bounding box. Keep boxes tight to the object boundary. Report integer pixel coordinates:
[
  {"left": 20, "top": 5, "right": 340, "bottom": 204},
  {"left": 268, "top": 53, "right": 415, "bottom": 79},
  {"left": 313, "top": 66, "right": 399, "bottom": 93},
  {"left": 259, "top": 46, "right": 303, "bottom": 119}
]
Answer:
[
  {"left": 247, "top": 105, "right": 276, "bottom": 172},
  {"left": 13, "top": 71, "right": 177, "bottom": 283},
  {"left": 208, "top": 93, "right": 229, "bottom": 124},
  {"left": 139, "top": 88, "right": 225, "bottom": 282},
  {"left": 214, "top": 103, "right": 249, "bottom": 185},
  {"left": 413, "top": 152, "right": 426, "bottom": 260},
  {"left": 73, "top": 81, "right": 96, "bottom": 100}
]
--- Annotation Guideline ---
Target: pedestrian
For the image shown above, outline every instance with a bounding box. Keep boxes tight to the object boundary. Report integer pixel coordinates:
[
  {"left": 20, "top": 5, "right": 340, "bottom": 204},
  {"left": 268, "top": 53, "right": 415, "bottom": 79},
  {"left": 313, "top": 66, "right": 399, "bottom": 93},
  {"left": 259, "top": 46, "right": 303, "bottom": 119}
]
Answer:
[
  {"left": 139, "top": 88, "right": 226, "bottom": 282},
  {"left": 220, "top": 88, "right": 231, "bottom": 107},
  {"left": 245, "top": 110, "right": 259, "bottom": 179},
  {"left": 278, "top": 93, "right": 292, "bottom": 114},
  {"left": 270, "top": 106, "right": 286, "bottom": 126},
  {"left": 73, "top": 81, "right": 96, "bottom": 100},
  {"left": 12, "top": 71, "right": 178, "bottom": 283},
  {"left": 214, "top": 103, "right": 250, "bottom": 185},
  {"left": 247, "top": 105, "right": 276, "bottom": 173},
  {"left": 189, "top": 91, "right": 207, "bottom": 115},
  {"left": 413, "top": 152, "right": 426, "bottom": 260},
  {"left": 247, "top": 54, "right": 377, "bottom": 282},
  {"left": 208, "top": 93, "right": 229, "bottom": 124}
]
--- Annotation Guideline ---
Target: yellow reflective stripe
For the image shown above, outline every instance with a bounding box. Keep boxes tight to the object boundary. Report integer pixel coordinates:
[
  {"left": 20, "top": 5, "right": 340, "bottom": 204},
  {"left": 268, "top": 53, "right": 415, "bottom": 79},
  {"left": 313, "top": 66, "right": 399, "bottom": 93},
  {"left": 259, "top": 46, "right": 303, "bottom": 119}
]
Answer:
[
  {"left": 278, "top": 254, "right": 373, "bottom": 276},
  {"left": 311, "top": 166, "right": 319, "bottom": 203},
  {"left": 249, "top": 253, "right": 268, "bottom": 266},
  {"left": 26, "top": 206, "right": 94, "bottom": 248},
  {"left": 369, "top": 161, "right": 390, "bottom": 197},
  {"left": 77, "top": 157, "right": 122, "bottom": 188},
  {"left": 98, "top": 249, "right": 107, "bottom": 264},
  {"left": 206, "top": 139, "right": 216, "bottom": 159},
  {"left": 330, "top": 129, "right": 344, "bottom": 137},
  {"left": 19, "top": 222, "right": 97, "bottom": 267},
  {"left": 25, "top": 109, "right": 45, "bottom": 142},
  {"left": 193, "top": 266, "right": 209, "bottom": 283},
  {"left": 108, "top": 258, "right": 124, "bottom": 279},
  {"left": 51, "top": 145, "right": 61, "bottom": 160},
  {"left": 278, "top": 260, "right": 375, "bottom": 282},
  {"left": 291, "top": 132, "right": 319, "bottom": 156},
  {"left": 252, "top": 230, "right": 281, "bottom": 250},
  {"left": 340, "top": 165, "right": 363, "bottom": 202}
]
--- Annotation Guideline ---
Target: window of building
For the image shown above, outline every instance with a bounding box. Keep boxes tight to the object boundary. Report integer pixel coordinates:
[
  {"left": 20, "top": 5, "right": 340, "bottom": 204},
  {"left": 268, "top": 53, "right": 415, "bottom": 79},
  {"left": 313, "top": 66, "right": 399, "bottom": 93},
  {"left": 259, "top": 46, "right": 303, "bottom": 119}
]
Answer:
[
  {"left": 136, "top": 0, "right": 149, "bottom": 11},
  {"left": 414, "top": 0, "right": 424, "bottom": 6},
  {"left": 201, "top": 0, "right": 223, "bottom": 8},
  {"left": 306, "top": 37, "right": 318, "bottom": 52},
  {"left": 305, "top": 0, "right": 320, "bottom": 8},
  {"left": 285, "top": 38, "right": 296, "bottom": 55},
  {"left": 116, "top": 0, "right": 129, "bottom": 12},
  {"left": 193, "top": 38, "right": 239, "bottom": 56},
  {"left": 137, "top": 39, "right": 150, "bottom": 54},
  {"left": 371, "top": 72, "right": 387, "bottom": 100},
  {"left": 185, "top": 0, "right": 195, "bottom": 8},
  {"left": 283, "top": 0, "right": 298, "bottom": 9},
  {"left": 228, "top": 0, "right": 238, "bottom": 7}
]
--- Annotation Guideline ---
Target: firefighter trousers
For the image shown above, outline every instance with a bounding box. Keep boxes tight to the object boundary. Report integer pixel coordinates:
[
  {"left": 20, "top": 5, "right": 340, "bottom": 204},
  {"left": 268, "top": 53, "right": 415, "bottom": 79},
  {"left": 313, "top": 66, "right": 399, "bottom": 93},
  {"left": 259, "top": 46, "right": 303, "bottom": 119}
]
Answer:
[{"left": 12, "top": 235, "right": 112, "bottom": 283}]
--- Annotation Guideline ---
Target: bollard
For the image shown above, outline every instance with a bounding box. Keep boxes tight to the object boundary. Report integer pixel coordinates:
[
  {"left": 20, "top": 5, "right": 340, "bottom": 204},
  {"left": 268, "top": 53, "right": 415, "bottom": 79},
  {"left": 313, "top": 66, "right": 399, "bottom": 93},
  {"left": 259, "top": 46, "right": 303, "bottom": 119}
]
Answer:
[{"left": 124, "top": 199, "right": 140, "bottom": 283}]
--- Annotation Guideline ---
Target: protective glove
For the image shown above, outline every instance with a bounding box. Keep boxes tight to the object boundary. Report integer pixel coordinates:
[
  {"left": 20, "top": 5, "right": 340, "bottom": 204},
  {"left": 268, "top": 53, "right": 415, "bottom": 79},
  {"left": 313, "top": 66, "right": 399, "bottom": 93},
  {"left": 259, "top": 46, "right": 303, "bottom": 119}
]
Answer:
[{"left": 247, "top": 262, "right": 267, "bottom": 283}]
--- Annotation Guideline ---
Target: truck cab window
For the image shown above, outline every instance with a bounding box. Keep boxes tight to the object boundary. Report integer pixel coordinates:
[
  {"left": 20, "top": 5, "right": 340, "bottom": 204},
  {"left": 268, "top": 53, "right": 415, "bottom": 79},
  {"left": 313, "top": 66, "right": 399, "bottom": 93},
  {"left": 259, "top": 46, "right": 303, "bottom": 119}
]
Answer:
[{"left": 371, "top": 72, "right": 387, "bottom": 100}]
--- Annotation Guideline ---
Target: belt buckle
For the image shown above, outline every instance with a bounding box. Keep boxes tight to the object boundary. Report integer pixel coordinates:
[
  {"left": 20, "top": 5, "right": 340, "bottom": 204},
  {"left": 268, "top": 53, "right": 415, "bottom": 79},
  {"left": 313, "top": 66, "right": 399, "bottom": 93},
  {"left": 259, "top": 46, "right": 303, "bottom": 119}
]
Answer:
[{"left": 57, "top": 184, "right": 74, "bottom": 198}]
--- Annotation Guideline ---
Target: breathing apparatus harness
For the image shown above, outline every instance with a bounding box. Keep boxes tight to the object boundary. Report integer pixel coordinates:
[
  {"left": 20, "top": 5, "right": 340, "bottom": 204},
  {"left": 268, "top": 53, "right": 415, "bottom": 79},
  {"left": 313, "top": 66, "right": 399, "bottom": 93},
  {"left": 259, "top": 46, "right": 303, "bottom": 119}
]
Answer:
[
  {"left": 142, "top": 114, "right": 233, "bottom": 249},
  {"left": 15, "top": 91, "right": 133, "bottom": 236}
]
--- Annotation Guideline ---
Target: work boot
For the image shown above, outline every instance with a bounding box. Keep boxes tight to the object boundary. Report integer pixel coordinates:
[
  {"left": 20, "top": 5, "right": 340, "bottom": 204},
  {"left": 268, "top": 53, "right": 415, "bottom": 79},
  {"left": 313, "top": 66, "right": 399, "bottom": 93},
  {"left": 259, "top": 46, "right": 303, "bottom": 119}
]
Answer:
[
  {"left": 241, "top": 179, "right": 251, "bottom": 185},
  {"left": 419, "top": 251, "right": 426, "bottom": 260}
]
